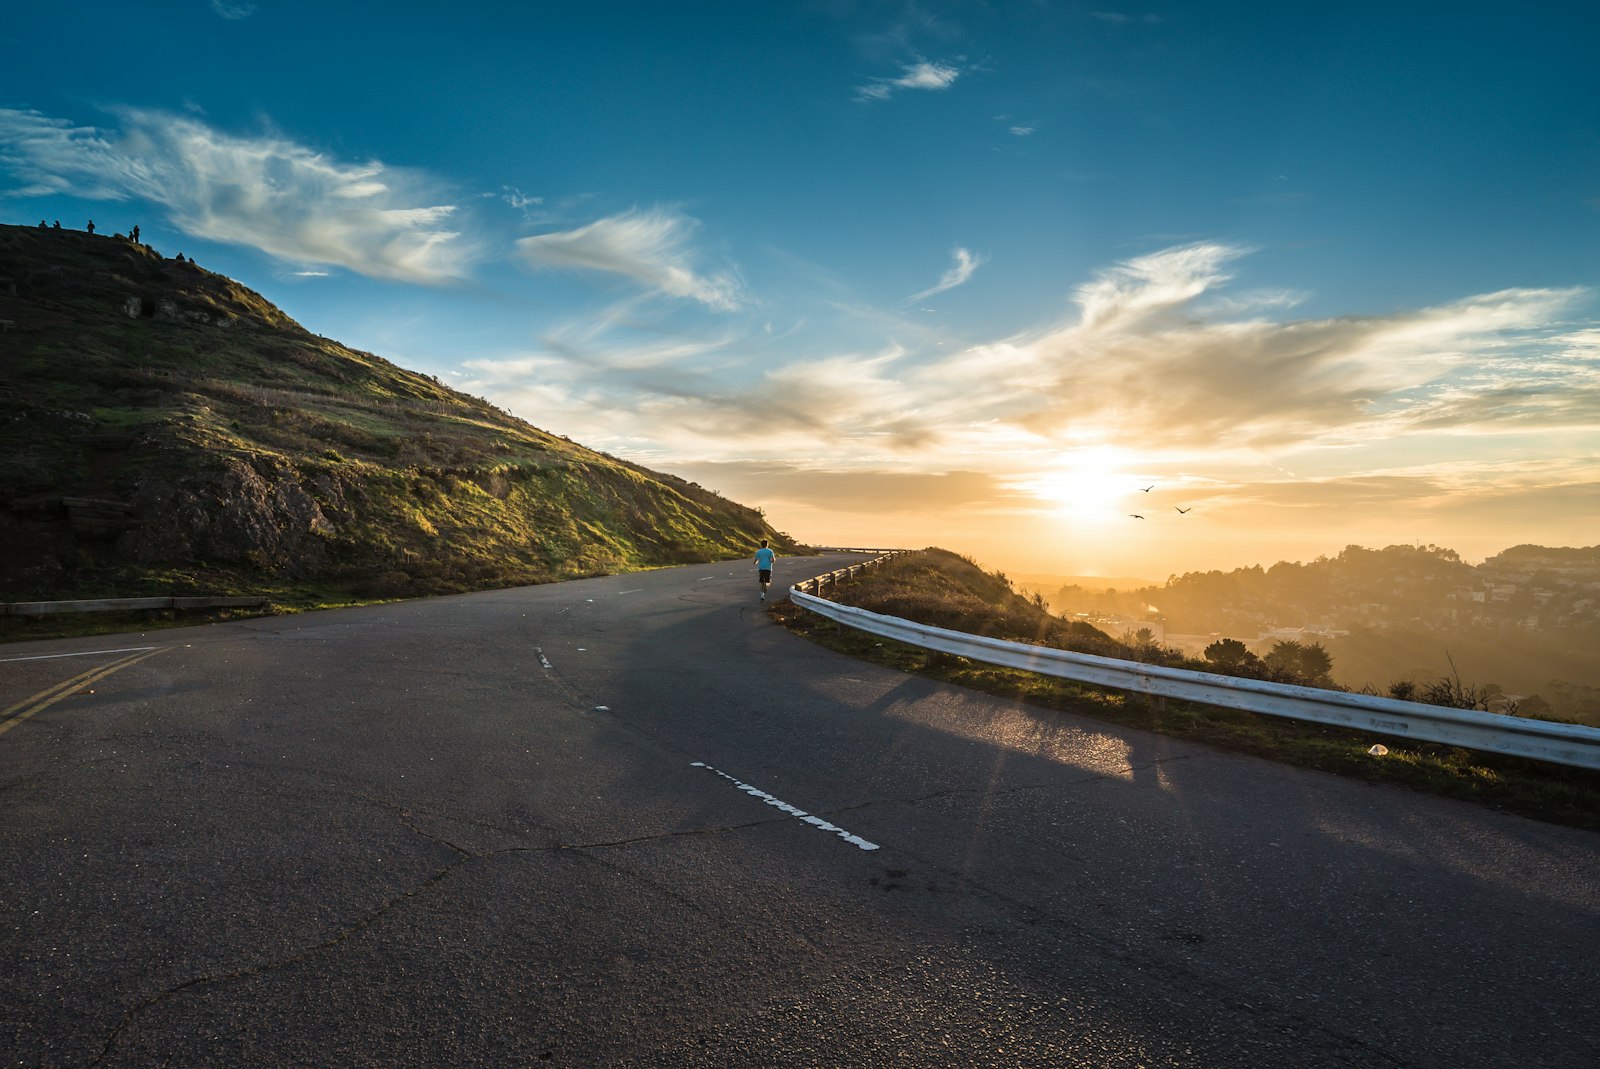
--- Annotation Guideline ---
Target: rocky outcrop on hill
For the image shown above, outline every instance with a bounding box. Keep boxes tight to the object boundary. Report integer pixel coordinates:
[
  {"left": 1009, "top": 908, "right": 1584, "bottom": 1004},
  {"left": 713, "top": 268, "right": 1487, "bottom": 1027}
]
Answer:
[{"left": 117, "top": 455, "right": 345, "bottom": 572}]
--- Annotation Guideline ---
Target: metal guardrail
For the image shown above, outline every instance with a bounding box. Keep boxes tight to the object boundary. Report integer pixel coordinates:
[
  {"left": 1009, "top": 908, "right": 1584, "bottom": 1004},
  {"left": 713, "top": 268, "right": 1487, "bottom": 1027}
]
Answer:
[
  {"left": 791, "top": 551, "right": 908, "bottom": 598},
  {"left": 810, "top": 547, "right": 909, "bottom": 555},
  {"left": 2, "top": 596, "right": 268, "bottom": 616},
  {"left": 788, "top": 576, "right": 1600, "bottom": 772}
]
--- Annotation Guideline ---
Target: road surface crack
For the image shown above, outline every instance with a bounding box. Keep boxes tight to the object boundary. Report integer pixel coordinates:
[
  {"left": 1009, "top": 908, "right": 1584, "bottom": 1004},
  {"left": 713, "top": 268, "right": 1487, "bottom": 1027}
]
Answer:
[
  {"left": 89, "top": 794, "right": 490, "bottom": 1066},
  {"left": 356, "top": 792, "right": 476, "bottom": 857},
  {"left": 557, "top": 815, "right": 797, "bottom": 852},
  {"left": 88, "top": 851, "right": 475, "bottom": 1067}
]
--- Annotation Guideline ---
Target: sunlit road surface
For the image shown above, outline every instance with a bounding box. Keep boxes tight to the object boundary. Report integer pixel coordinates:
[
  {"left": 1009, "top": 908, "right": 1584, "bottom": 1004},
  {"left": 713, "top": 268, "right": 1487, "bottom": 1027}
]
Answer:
[{"left": 2, "top": 554, "right": 1595, "bottom": 1068}]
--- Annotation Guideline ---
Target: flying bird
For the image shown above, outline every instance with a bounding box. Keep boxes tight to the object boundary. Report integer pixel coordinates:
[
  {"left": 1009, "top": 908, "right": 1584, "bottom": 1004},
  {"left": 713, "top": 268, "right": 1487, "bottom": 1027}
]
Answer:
[
  {"left": 1129, "top": 513, "right": 1145, "bottom": 520},
  {"left": 1175, "top": 506, "right": 1192, "bottom": 514},
  {"left": 1139, "top": 485, "right": 1154, "bottom": 492}
]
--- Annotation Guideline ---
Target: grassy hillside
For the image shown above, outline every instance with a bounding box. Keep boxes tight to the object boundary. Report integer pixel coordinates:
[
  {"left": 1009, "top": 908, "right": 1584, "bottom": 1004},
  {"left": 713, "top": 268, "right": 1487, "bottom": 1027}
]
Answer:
[
  {"left": 771, "top": 549, "right": 1600, "bottom": 828},
  {"left": 0, "top": 223, "right": 802, "bottom": 607},
  {"left": 818, "top": 548, "right": 1134, "bottom": 653}
]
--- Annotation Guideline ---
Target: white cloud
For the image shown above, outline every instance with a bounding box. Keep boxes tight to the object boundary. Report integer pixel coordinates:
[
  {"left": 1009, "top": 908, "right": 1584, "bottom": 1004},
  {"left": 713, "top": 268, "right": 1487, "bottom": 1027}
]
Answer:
[
  {"left": 896, "top": 62, "right": 961, "bottom": 90},
  {"left": 501, "top": 186, "right": 544, "bottom": 216},
  {"left": 856, "top": 61, "right": 963, "bottom": 102},
  {"left": 1089, "top": 11, "right": 1162, "bottom": 26},
  {"left": 470, "top": 242, "right": 1596, "bottom": 495},
  {"left": 0, "top": 107, "right": 471, "bottom": 283},
  {"left": 1010, "top": 126, "right": 1035, "bottom": 137},
  {"left": 514, "top": 207, "right": 742, "bottom": 311},
  {"left": 907, "top": 247, "right": 987, "bottom": 303},
  {"left": 211, "top": 1, "right": 256, "bottom": 20},
  {"left": 1072, "top": 242, "right": 1247, "bottom": 331},
  {"left": 950, "top": 249, "right": 1592, "bottom": 454}
]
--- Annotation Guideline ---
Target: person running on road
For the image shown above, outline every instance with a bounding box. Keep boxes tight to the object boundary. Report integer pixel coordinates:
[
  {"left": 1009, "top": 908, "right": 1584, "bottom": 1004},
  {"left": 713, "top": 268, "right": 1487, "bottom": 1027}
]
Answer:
[{"left": 754, "top": 539, "right": 776, "bottom": 601}]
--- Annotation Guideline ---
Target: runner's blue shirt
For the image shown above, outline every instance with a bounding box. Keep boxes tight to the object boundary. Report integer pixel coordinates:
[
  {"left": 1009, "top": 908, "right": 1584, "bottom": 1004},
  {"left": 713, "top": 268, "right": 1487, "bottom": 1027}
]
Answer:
[{"left": 754, "top": 547, "right": 775, "bottom": 570}]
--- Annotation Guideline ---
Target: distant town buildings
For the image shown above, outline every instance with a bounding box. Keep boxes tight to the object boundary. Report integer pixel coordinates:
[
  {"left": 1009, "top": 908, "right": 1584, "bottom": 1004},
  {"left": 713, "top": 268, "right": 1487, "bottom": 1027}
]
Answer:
[{"left": 1044, "top": 544, "right": 1600, "bottom": 640}]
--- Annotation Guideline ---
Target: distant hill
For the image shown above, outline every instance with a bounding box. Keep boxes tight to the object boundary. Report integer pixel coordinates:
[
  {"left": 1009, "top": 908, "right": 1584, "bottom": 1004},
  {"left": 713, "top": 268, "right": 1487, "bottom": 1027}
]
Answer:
[
  {"left": 773, "top": 549, "right": 1600, "bottom": 827},
  {"left": 1013, "top": 573, "right": 1159, "bottom": 594},
  {"left": 0, "top": 223, "right": 802, "bottom": 603},
  {"left": 1042, "top": 543, "right": 1600, "bottom": 724}
]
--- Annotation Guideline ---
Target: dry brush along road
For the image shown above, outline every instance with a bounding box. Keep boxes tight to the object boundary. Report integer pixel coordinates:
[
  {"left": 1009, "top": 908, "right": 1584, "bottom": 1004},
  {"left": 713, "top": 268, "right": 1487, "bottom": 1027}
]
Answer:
[{"left": 1, "top": 553, "right": 1596, "bottom": 1067}]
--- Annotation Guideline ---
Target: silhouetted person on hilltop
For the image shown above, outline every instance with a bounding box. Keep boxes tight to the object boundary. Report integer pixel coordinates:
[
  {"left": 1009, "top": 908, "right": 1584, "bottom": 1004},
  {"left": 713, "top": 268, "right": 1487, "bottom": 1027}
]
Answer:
[
  {"left": 38, "top": 220, "right": 46, "bottom": 228},
  {"left": 175, "top": 253, "right": 185, "bottom": 262},
  {"left": 86, "top": 220, "right": 95, "bottom": 235},
  {"left": 52, "top": 220, "right": 61, "bottom": 229},
  {"left": 131, "top": 225, "right": 140, "bottom": 243}
]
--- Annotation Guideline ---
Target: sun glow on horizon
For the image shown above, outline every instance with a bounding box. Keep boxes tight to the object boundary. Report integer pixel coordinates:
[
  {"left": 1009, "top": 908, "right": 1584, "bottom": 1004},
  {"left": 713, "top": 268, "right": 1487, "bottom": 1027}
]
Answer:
[{"left": 1014, "top": 448, "right": 1143, "bottom": 523}]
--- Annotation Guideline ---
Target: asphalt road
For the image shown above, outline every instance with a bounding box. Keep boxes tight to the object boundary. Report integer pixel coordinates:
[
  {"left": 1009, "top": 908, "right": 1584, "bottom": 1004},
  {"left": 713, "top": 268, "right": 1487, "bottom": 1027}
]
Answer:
[{"left": 1, "top": 553, "right": 1596, "bottom": 1068}]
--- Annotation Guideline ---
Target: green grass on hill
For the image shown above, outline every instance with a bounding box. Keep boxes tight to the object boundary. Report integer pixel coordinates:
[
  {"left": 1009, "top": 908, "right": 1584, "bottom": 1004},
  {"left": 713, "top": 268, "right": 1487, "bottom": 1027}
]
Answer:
[
  {"left": 0, "top": 223, "right": 804, "bottom": 622},
  {"left": 771, "top": 549, "right": 1600, "bottom": 829}
]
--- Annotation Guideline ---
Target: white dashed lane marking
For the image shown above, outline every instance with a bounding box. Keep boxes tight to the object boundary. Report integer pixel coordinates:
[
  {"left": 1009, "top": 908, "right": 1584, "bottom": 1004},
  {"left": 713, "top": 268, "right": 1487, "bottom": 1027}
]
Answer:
[{"left": 691, "top": 762, "right": 880, "bottom": 851}]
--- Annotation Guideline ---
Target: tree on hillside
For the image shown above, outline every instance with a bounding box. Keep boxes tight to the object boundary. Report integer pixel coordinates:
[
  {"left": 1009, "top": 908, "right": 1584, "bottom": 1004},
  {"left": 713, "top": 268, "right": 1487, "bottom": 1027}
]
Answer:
[
  {"left": 1264, "top": 639, "right": 1335, "bottom": 685},
  {"left": 1298, "top": 642, "right": 1334, "bottom": 684},
  {"left": 1203, "top": 638, "right": 1256, "bottom": 668},
  {"left": 1264, "top": 639, "right": 1306, "bottom": 675}
]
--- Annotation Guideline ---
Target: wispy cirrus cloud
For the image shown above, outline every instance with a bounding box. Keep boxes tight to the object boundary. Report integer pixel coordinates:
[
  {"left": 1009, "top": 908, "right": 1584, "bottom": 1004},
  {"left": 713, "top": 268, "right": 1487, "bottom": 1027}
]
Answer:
[
  {"left": 907, "top": 247, "right": 986, "bottom": 303},
  {"left": 0, "top": 107, "right": 471, "bottom": 283},
  {"left": 514, "top": 207, "right": 742, "bottom": 311},
  {"left": 855, "top": 60, "right": 964, "bottom": 102},
  {"left": 470, "top": 242, "right": 1597, "bottom": 501},
  {"left": 500, "top": 186, "right": 544, "bottom": 218},
  {"left": 1087, "top": 10, "right": 1163, "bottom": 26},
  {"left": 211, "top": 0, "right": 256, "bottom": 19},
  {"left": 925, "top": 244, "right": 1591, "bottom": 454}
]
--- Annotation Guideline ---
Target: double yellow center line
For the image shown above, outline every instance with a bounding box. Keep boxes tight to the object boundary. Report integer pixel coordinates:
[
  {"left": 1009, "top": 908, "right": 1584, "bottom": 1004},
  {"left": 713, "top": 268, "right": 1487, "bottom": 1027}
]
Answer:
[{"left": 0, "top": 647, "right": 169, "bottom": 738}]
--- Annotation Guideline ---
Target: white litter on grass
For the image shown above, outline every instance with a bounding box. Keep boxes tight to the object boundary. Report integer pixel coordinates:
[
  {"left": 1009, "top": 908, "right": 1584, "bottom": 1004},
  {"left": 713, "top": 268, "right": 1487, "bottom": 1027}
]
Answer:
[
  {"left": 534, "top": 647, "right": 554, "bottom": 670},
  {"left": 690, "top": 761, "right": 880, "bottom": 851},
  {"left": 1368, "top": 744, "right": 1389, "bottom": 757},
  {"left": 594, "top": 706, "right": 610, "bottom": 712}
]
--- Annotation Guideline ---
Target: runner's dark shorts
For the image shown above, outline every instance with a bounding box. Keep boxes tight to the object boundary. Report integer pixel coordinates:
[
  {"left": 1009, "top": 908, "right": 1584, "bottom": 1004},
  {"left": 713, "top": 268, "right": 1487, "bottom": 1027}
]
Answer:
[{"left": 759, "top": 569, "right": 772, "bottom": 584}]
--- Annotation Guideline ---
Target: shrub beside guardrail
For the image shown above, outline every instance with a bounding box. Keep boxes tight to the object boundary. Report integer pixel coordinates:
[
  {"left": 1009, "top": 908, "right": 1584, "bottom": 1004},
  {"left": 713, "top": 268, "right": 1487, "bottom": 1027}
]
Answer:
[{"left": 788, "top": 557, "right": 1600, "bottom": 772}]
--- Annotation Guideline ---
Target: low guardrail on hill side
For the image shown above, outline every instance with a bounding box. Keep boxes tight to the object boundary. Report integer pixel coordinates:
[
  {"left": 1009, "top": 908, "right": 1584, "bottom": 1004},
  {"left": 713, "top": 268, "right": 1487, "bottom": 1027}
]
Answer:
[
  {"left": 2, "top": 596, "right": 268, "bottom": 616},
  {"left": 792, "top": 551, "right": 909, "bottom": 598},
  {"left": 788, "top": 563, "right": 1600, "bottom": 772}
]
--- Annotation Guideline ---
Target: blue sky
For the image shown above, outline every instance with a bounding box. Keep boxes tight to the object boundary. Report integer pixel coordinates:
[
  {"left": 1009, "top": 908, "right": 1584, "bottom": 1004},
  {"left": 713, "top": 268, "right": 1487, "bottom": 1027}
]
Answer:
[{"left": 4, "top": 1, "right": 1598, "bottom": 577}]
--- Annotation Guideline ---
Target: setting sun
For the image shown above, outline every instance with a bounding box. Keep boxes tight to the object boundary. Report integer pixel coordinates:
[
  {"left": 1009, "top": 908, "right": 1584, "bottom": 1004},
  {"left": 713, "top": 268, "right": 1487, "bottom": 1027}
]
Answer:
[{"left": 1016, "top": 449, "right": 1141, "bottom": 522}]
